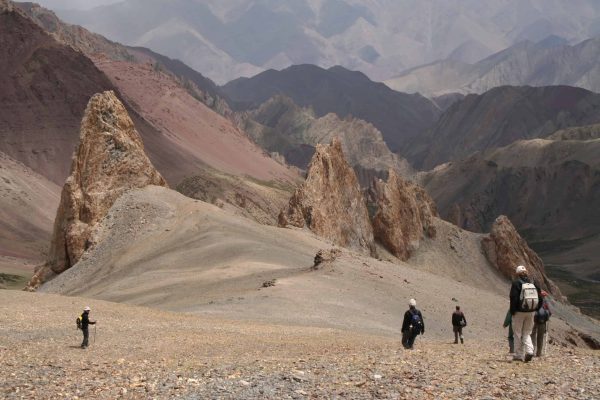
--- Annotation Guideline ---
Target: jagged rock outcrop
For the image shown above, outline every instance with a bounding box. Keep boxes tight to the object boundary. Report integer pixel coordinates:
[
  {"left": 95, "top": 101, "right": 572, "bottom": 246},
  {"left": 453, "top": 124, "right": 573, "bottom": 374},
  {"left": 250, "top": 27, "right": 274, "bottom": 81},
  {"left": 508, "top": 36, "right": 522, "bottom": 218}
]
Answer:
[
  {"left": 27, "top": 91, "right": 167, "bottom": 289},
  {"left": 279, "top": 138, "right": 375, "bottom": 254},
  {"left": 372, "top": 170, "right": 438, "bottom": 260},
  {"left": 482, "top": 215, "right": 562, "bottom": 298},
  {"left": 312, "top": 248, "right": 342, "bottom": 270}
]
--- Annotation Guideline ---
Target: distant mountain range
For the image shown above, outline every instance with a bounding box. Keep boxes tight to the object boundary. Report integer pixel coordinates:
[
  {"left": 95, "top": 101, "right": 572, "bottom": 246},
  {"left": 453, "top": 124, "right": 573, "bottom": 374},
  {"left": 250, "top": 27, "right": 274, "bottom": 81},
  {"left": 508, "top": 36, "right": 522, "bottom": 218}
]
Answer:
[
  {"left": 405, "top": 85, "right": 600, "bottom": 170},
  {"left": 386, "top": 37, "right": 600, "bottom": 96},
  {"left": 221, "top": 64, "right": 441, "bottom": 152},
  {"left": 50, "top": 0, "right": 600, "bottom": 84}
]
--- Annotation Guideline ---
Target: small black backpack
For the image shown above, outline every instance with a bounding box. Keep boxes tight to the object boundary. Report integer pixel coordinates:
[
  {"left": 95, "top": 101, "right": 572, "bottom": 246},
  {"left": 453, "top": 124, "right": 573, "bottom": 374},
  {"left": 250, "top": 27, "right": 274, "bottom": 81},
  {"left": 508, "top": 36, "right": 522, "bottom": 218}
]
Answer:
[
  {"left": 410, "top": 310, "right": 423, "bottom": 332},
  {"left": 535, "top": 307, "right": 550, "bottom": 323}
]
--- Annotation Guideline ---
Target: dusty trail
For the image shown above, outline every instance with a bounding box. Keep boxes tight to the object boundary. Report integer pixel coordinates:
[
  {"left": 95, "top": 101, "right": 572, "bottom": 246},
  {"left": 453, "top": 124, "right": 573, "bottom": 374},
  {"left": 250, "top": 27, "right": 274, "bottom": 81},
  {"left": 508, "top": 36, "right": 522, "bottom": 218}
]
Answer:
[{"left": 1, "top": 291, "right": 599, "bottom": 399}]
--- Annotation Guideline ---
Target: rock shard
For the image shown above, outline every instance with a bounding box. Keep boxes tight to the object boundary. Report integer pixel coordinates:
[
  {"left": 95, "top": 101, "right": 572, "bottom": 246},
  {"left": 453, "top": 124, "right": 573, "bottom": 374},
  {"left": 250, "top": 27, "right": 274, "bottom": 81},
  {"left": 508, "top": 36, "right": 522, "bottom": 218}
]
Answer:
[
  {"left": 279, "top": 138, "right": 375, "bottom": 255},
  {"left": 482, "top": 215, "right": 563, "bottom": 298},
  {"left": 27, "top": 91, "right": 167, "bottom": 289},
  {"left": 372, "top": 169, "right": 438, "bottom": 260}
]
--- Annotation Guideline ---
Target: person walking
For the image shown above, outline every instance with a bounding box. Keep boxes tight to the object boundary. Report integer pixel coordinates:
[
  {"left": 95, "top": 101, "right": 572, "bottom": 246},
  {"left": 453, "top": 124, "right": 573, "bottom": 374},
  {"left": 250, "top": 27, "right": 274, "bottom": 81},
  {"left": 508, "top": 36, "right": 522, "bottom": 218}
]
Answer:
[
  {"left": 509, "top": 265, "right": 542, "bottom": 362},
  {"left": 503, "top": 309, "right": 515, "bottom": 353},
  {"left": 451, "top": 305, "right": 467, "bottom": 344},
  {"left": 79, "top": 306, "right": 96, "bottom": 349},
  {"left": 402, "top": 299, "right": 424, "bottom": 350},
  {"left": 532, "top": 291, "right": 552, "bottom": 357}
]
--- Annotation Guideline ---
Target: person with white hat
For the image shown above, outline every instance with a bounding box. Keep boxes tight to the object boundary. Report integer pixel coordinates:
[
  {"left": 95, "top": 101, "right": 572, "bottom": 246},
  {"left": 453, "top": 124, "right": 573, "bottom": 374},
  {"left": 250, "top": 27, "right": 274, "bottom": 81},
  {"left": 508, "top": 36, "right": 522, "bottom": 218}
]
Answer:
[
  {"left": 509, "top": 265, "right": 542, "bottom": 362},
  {"left": 401, "top": 298, "right": 424, "bottom": 349},
  {"left": 78, "top": 306, "right": 96, "bottom": 349}
]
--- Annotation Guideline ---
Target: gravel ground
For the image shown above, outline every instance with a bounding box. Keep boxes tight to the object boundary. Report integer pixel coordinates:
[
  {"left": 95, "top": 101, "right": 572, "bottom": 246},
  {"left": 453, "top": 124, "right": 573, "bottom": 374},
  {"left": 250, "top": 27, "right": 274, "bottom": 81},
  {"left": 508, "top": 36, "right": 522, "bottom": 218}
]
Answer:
[{"left": 1, "top": 291, "right": 598, "bottom": 399}]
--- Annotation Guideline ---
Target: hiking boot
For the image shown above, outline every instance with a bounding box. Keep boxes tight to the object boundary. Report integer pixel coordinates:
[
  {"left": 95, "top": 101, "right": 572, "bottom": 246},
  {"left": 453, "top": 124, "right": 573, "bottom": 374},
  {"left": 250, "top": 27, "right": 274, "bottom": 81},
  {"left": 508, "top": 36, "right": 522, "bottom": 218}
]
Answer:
[
  {"left": 454, "top": 341, "right": 458, "bottom": 344},
  {"left": 524, "top": 354, "right": 533, "bottom": 362},
  {"left": 460, "top": 338, "right": 464, "bottom": 344}
]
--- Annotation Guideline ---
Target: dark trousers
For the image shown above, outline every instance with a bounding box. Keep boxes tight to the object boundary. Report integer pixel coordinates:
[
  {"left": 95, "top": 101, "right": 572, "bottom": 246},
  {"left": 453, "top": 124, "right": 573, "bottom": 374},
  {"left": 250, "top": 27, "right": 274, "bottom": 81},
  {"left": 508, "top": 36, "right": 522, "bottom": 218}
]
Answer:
[
  {"left": 453, "top": 326, "right": 463, "bottom": 343},
  {"left": 402, "top": 328, "right": 418, "bottom": 349},
  {"left": 531, "top": 322, "right": 548, "bottom": 356},
  {"left": 81, "top": 328, "right": 89, "bottom": 348}
]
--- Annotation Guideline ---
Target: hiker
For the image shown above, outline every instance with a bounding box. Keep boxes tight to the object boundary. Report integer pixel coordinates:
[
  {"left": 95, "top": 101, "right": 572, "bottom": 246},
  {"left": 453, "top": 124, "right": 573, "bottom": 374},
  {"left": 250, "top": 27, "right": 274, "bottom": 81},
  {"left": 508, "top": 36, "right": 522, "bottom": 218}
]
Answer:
[
  {"left": 531, "top": 290, "right": 552, "bottom": 357},
  {"left": 451, "top": 305, "right": 467, "bottom": 344},
  {"left": 78, "top": 306, "right": 96, "bottom": 349},
  {"left": 509, "top": 265, "right": 542, "bottom": 362},
  {"left": 401, "top": 299, "right": 424, "bottom": 349},
  {"left": 503, "top": 309, "right": 514, "bottom": 353}
]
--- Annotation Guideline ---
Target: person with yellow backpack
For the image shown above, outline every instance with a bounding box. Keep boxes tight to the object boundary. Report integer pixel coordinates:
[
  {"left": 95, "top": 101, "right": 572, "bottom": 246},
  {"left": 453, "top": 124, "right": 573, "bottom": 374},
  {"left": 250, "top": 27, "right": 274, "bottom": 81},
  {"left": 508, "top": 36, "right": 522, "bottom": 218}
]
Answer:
[{"left": 76, "top": 306, "right": 97, "bottom": 349}]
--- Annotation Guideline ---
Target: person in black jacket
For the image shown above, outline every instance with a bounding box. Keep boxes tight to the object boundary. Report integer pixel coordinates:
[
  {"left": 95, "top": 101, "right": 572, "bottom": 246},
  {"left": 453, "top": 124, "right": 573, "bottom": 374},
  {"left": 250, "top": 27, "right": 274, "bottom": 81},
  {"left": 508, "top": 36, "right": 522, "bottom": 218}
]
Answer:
[
  {"left": 401, "top": 299, "right": 424, "bottom": 350},
  {"left": 532, "top": 291, "right": 552, "bottom": 357},
  {"left": 452, "top": 306, "right": 467, "bottom": 344},
  {"left": 509, "top": 265, "right": 542, "bottom": 362},
  {"left": 80, "top": 306, "right": 96, "bottom": 349}
]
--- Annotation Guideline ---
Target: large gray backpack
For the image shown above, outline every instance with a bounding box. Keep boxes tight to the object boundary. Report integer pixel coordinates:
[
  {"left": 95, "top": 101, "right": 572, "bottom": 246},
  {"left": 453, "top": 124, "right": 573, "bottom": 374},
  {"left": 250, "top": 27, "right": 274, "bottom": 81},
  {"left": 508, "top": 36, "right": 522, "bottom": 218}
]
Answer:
[{"left": 520, "top": 282, "right": 539, "bottom": 311}]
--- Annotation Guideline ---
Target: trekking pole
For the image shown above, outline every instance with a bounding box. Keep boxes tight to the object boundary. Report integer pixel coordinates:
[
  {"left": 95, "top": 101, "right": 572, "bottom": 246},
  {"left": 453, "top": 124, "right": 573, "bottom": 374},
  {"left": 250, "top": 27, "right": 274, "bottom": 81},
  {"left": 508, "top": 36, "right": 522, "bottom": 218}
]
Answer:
[{"left": 544, "top": 321, "right": 549, "bottom": 356}]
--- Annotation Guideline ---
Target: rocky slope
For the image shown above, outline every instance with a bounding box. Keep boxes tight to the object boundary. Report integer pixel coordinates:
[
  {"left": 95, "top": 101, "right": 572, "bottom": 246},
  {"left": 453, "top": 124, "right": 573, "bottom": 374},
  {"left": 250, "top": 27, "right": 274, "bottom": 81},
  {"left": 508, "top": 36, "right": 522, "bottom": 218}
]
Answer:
[
  {"left": 2, "top": 290, "right": 599, "bottom": 399},
  {"left": 0, "top": 1, "right": 116, "bottom": 185},
  {"left": 27, "top": 91, "right": 167, "bottom": 289},
  {"left": 0, "top": 151, "right": 59, "bottom": 265},
  {"left": 407, "top": 85, "right": 600, "bottom": 169},
  {"left": 419, "top": 136, "right": 600, "bottom": 316},
  {"left": 221, "top": 64, "right": 441, "bottom": 152},
  {"left": 125, "top": 46, "right": 231, "bottom": 116},
  {"left": 548, "top": 123, "right": 600, "bottom": 141},
  {"left": 176, "top": 167, "right": 295, "bottom": 226},
  {"left": 239, "top": 95, "right": 412, "bottom": 184},
  {"left": 386, "top": 37, "right": 600, "bottom": 97},
  {"left": 482, "top": 215, "right": 562, "bottom": 297},
  {"left": 94, "top": 56, "right": 298, "bottom": 184},
  {"left": 36, "top": 185, "right": 600, "bottom": 344},
  {"left": 371, "top": 170, "right": 437, "bottom": 261},
  {"left": 279, "top": 138, "right": 375, "bottom": 255},
  {"left": 420, "top": 137, "right": 600, "bottom": 258},
  {"left": 13, "top": 1, "right": 296, "bottom": 186}
]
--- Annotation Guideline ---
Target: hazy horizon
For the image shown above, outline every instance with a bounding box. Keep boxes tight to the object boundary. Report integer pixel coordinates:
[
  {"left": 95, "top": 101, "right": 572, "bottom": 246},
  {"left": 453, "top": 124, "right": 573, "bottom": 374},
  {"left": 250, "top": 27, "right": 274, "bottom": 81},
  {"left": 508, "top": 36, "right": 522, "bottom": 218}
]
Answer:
[{"left": 28, "top": 0, "right": 122, "bottom": 10}]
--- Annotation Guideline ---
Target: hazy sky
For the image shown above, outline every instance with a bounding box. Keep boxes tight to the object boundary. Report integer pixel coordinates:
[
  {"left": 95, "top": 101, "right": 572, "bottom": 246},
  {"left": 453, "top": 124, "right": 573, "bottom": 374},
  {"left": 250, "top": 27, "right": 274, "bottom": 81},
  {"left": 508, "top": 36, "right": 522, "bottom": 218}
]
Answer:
[{"left": 31, "top": 0, "right": 122, "bottom": 11}]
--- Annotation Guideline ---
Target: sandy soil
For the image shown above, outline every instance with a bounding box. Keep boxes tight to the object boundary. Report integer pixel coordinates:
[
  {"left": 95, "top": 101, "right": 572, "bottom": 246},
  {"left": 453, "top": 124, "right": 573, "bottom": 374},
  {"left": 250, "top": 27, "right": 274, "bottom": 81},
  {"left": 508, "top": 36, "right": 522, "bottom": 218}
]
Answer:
[{"left": 1, "top": 290, "right": 599, "bottom": 399}]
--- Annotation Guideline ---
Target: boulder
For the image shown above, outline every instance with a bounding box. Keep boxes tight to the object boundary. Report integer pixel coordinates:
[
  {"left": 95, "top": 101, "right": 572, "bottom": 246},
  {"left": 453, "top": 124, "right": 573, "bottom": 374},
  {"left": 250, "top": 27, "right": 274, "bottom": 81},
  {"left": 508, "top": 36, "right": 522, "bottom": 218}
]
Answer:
[
  {"left": 482, "top": 215, "right": 563, "bottom": 298},
  {"left": 279, "top": 138, "right": 375, "bottom": 254},
  {"left": 27, "top": 91, "right": 167, "bottom": 289},
  {"left": 372, "top": 169, "right": 438, "bottom": 260}
]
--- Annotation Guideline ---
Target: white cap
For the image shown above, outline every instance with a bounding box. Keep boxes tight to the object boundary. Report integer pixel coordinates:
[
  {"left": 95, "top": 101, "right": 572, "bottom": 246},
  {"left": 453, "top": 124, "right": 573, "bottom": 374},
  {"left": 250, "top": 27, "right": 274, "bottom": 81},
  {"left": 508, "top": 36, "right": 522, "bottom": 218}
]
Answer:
[
  {"left": 409, "top": 299, "right": 417, "bottom": 307},
  {"left": 84, "top": 306, "right": 91, "bottom": 311},
  {"left": 516, "top": 265, "right": 527, "bottom": 274}
]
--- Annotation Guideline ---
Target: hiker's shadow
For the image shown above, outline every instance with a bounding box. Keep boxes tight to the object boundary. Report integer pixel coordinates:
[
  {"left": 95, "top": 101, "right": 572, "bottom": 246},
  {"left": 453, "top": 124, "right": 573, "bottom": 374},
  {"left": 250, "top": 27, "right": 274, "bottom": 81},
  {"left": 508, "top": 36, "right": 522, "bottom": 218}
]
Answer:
[
  {"left": 482, "top": 357, "right": 513, "bottom": 364},
  {"left": 68, "top": 345, "right": 82, "bottom": 349}
]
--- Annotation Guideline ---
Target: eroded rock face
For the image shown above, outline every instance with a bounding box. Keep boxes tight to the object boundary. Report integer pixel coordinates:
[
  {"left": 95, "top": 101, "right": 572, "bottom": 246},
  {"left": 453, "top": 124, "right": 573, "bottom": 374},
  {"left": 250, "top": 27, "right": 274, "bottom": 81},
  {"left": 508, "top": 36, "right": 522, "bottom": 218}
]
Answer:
[
  {"left": 482, "top": 215, "right": 562, "bottom": 298},
  {"left": 279, "top": 138, "right": 375, "bottom": 254},
  {"left": 27, "top": 91, "right": 167, "bottom": 289},
  {"left": 372, "top": 170, "right": 438, "bottom": 260}
]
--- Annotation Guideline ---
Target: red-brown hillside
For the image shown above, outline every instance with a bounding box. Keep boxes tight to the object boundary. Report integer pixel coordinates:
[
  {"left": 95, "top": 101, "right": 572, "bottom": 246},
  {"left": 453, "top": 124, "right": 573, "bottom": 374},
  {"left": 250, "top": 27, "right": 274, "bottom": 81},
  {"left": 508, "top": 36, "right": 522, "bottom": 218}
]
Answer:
[{"left": 0, "top": 3, "right": 115, "bottom": 185}]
